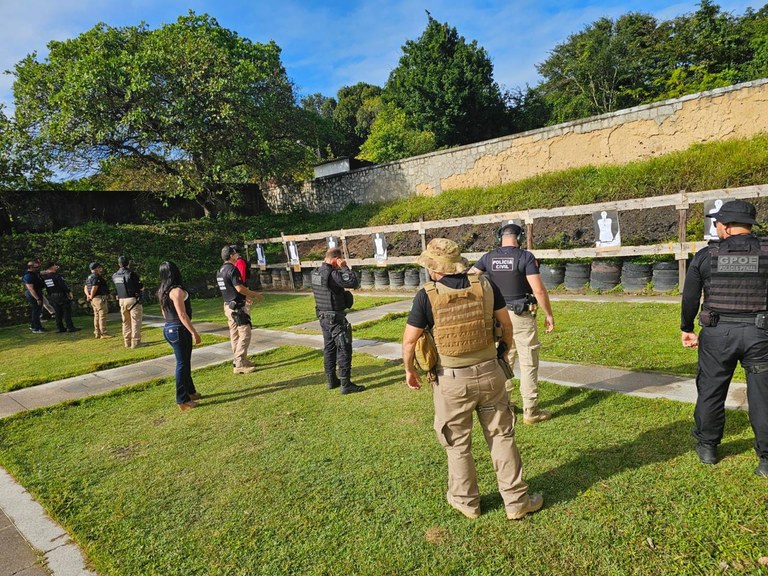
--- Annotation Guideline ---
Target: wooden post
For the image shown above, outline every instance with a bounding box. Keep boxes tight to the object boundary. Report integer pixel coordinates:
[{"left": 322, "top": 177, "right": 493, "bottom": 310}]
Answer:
[
  {"left": 526, "top": 220, "right": 534, "bottom": 250},
  {"left": 677, "top": 191, "right": 689, "bottom": 287},
  {"left": 341, "top": 231, "right": 350, "bottom": 261}
]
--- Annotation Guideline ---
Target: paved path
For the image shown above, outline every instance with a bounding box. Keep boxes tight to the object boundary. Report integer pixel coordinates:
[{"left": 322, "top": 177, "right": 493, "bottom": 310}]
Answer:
[{"left": 0, "top": 294, "right": 741, "bottom": 576}]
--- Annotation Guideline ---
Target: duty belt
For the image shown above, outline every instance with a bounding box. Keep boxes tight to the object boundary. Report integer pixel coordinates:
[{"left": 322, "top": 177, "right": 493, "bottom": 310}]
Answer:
[
  {"left": 718, "top": 314, "right": 759, "bottom": 323},
  {"left": 317, "top": 310, "right": 344, "bottom": 319}
]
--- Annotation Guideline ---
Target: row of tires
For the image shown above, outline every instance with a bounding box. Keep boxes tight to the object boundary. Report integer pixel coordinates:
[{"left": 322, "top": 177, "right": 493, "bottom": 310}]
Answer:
[
  {"left": 540, "top": 261, "right": 679, "bottom": 292},
  {"left": 254, "top": 261, "right": 680, "bottom": 293}
]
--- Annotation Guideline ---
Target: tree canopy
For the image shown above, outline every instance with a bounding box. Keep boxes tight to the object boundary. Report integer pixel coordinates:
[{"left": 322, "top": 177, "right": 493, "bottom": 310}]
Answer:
[
  {"left": 383, "top": 13, "right": 508, "bottom": 149},
  {"left": 11, "top": 12, "right": 311, "bottom": 215}
]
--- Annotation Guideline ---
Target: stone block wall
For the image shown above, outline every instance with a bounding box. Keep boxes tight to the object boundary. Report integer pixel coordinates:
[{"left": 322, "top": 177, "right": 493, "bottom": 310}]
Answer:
[{"left": 263, "top": 79, "right": 768, "bottom": 213}]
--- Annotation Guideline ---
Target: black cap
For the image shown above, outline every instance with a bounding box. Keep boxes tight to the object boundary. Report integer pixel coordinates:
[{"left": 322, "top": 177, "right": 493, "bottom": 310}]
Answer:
[
  {"left": 709, "top": 199, "right": 757, "bottom": 225},
  {"left": 89, "top": 261, "right": 102, "bottom": 271},
  {"left": 499, "top": 223, "right": 522, "bottom": 237}
]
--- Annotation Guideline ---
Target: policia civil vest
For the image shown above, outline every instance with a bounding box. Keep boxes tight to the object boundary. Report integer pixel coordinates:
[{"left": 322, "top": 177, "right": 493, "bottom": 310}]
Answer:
[
  {"left": 112, "top": 268, "right": 140, "bottom": 298},
  {"left": 311, "top": 264, "right": 350, "bottom": 312},
  {"left": 708, "top": 238, "right": 768, "bottom": 314},
  {"left": 423, "top": 274, "right": 497, "bottom": 368},
  {"left": 216, "top": 262, "right": 243, "bottom": 304}
]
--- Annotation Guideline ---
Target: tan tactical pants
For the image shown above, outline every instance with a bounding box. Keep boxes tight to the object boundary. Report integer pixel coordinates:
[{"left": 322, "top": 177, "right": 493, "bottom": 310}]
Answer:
[
  {"left": 224, "top": 305, "right": 253, "bottom": 367},
  {"left": 506, "top": 309, "right": 541, "bottom": 411},
  {"left": 91, "top": 296, "right": 108, "bottom": 338},
  {"left": 119, "top": 297, "right": 143, "bottom": 347},
  {"left": 433, "top": 358, "right": 530, "bottom": 517}
]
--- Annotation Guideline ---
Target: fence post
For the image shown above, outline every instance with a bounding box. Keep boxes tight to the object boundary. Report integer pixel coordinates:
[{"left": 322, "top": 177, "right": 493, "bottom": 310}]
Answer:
[{"left": 677, "top": 190, "right": 689, "bottom": 288}]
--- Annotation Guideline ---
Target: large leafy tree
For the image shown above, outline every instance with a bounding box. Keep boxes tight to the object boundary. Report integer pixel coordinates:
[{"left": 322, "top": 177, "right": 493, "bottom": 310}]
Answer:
[
  {"left": 300, "top": 93, "right": 343, "bottom": 161},
  {"left": 383, "top": 13, "right": 508, "bottom": 149},
  {"left": 11, "top": 12, "right": 311, "bottom": 216},
  {"left": 357, "top": 98, "right": 435, "bottom": 164},
  {"left": 333, "top": 82, "right": 383, "bottom": 157}
]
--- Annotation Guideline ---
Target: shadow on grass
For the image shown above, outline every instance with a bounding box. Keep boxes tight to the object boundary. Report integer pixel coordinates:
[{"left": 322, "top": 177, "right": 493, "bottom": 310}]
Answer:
[
  {"left": 201, "top": 362, "right": 403, "bottom": 407},
  {"left": 481, "top": 417, "right": 754, "bottom": 513}
]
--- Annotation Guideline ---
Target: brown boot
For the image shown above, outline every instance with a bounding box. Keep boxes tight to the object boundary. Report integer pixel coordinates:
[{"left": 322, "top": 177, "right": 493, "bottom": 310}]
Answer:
[
  {"left": 507, "top": 493, "right": 544, "bottom": 520},
  {"left": 523, "top": 407, "right": 552, "bottom": 425}
]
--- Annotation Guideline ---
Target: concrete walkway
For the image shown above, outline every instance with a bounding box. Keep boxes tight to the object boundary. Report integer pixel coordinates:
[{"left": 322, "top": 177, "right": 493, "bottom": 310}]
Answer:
[{"left": 0, "top": 295, "right": 743, "bottom": 576}]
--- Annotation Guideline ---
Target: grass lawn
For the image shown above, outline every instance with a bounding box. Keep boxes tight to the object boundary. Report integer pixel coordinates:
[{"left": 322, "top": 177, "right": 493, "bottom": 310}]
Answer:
[
  {"left": 0, "top": 345, "right": 765, "bottom": 575},
  {"left": 0, "top": 318, "right": 226, "bottom": 393},
  {"left": 353, "top": 300, "right": 747, "bottom": 382},
  {"left": 0, "top": 293, "right": 406, "bottom": 393},
  {"left": 144, "top": 292, "right": 406, "bottom": 328}
]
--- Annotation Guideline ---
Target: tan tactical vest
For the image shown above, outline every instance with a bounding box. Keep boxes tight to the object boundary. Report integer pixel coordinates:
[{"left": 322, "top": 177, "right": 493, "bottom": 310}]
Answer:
[{"left": 423, "top": 275, "right": 497, "bottom": 368}]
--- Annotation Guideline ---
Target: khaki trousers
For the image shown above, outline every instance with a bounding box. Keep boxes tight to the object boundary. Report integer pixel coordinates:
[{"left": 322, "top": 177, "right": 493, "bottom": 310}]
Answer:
[
  {"left": 433, "top": 358, "right": 530, "bottom": 517},
  {"left": 224, "top": 305, "right": 253, "bottom": 367},
  {"left": 91, "top": 296, "right": 108, "bottom": 337},
  {"left": 506, "top": 309, "right": 541, "bottom": 410},
  {"left": 119, "top": 297, "right": 143, "bottom": 347}
]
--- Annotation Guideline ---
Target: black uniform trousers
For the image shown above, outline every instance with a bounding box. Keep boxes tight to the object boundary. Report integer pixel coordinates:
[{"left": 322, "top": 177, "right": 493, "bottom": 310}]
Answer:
[
  {"left": 48, "top": 293, "right": 75, "bottom": 331},
  {"left": 695, "top": 321, "right": 768, "bottom": 459},
  {"left": 318, "top": 311, "right": 352, "bottom": 379}
]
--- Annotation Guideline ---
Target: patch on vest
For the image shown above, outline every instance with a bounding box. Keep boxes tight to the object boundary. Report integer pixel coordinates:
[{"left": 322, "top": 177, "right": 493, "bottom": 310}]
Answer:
[
  {"left": 490, "top": 257, "right": 515, "bottom": 272},
  {"left": 718, "top": 255, "right": 759, "bottom": 273}
]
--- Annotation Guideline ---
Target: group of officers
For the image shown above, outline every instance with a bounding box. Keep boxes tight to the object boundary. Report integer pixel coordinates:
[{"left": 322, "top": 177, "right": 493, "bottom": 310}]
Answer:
[
  {"left": 20, "top": 198, "right": 768, "bottom": 521},
  {"left": 311, "top": 199, "right": 768, "bottom": 522},
  {"left": 21, "top": 256, "right": 144, "bottom": 347}
]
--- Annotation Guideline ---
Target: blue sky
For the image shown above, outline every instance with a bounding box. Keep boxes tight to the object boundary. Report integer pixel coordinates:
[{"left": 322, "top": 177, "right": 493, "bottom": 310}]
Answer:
[{"left": 0, "top": 0, "right": 761, "bottom": 112}]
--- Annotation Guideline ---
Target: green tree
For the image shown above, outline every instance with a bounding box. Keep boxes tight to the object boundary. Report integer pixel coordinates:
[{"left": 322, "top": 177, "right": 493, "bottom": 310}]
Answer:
[
  {"left": 357, "top": 99, "right": 435, "bottom": 164},
  {"left": 11, "top": 12, "right": 311, "bottom": 216},
  {"left": 300, "top": 93, "right": 343, "bottom": 161},
  {"left": 332, "top": 82, "right": 383, "bottom": 157},
  {"left": 384, "top": 13, "right": 507, "bottom": 148}
]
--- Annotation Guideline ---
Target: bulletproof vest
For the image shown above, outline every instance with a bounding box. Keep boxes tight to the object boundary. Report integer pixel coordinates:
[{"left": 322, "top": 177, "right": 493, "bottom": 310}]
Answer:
[
  {"left": 424, "top": 275, "right": 497, "bottom": 368},
  {"left": 41, "top": 272, "right": 66, "bottom": 294},
  {"left": 112, "top": 268, "right": 136, "bottom": 298},
  {"left": 708, "top": 237, "right": 768, "bottom": 314},
  {"left": 312, "top": 264, "right": 344, "bottom": 312},
  {"left": 484, "top": 247, "right": 532, "bottom": 301},
  {"left": 216, "top": 263, "right": 242, "bottom": 303}
]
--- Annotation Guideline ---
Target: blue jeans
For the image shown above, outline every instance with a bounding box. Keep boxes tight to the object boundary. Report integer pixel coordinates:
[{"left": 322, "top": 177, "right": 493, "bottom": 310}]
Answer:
[
  {"left": 163, "top": 322, "right": 197, "bottom": 404},
  {"left": 26, "top": 293, "right": 43, "bottom": 330}
]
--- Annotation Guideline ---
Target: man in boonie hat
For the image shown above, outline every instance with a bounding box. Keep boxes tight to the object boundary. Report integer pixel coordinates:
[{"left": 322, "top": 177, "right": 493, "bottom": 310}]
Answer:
[
  {"left": 681, "top": 199, "right": 768, "bottom": 477},
  {"left": 402, "top": 238, "right": 544, "bottom": 520}
]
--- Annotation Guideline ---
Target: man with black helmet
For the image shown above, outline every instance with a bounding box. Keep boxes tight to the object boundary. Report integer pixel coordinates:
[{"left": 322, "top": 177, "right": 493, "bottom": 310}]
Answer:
[
  {"left": 681, "top": 199, "right": 768, "bottom": 477},
  {"left": 41, "top": 261, "right": 79, "bottom": 333},
  {"left": 311, "top": 247, "right": 365, "bottom": 394},
  {"left": 217, "top": 245, "right": 263, "bottom": 374},
  {"left": 469, "top": 223, "right": 555, "bottom": 424},
  {"left": 84, "top": 262, "right": 111, "bottom": 339},
  {"left": 112, "top": 256, "right": 144, "bottom": 348}
]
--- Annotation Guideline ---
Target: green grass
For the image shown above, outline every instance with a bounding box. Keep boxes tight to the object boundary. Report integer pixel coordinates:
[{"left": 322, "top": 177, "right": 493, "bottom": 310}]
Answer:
[
  {"left": 0, "top": 294, "right": 405, "bottom": 393},
  {"left": 353, "top": 300, "right": 747, "bottom": 382},
  {"left": 0, "top": 318, "right": 226, "bottom": 393},
  {"left": 0, "top": 345, "right": 765, "bottom": 575},
  {"left": 144, "top": 292, "right": 405, "bottom": 327}
]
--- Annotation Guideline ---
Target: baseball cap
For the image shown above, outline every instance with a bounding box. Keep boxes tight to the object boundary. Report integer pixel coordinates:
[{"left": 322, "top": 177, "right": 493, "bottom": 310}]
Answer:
[{"left": 709, "top": 199, "right": 757, "bottom": 225}]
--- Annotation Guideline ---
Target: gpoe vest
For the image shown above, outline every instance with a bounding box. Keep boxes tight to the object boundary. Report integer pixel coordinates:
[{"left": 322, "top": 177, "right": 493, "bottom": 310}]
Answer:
[
  {"left": 112, "top": 268, "right": 136, "bottom": 298},
  {"left": 424, "top": 275, "right": 497, "bottom": 368},
  {"left": 216, "top": 263, "right": 242, "bottom": 303},
  {"left": 484, "top": 247, "right": 532, "bottom": 301},
  {"left": 312, "top": 265, "right": 344, "bottom": 312},
  {"left": 41, "top": 273, "right": 66, "bottom": 295},
  {"left": 708, "top": 238, "right": 768, "bottom": 314}
]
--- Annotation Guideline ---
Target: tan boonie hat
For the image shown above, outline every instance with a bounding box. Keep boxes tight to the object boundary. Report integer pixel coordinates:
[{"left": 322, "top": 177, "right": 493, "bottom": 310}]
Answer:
[{"left": 417, "top": 238, "right": 469, "bottom": 274}]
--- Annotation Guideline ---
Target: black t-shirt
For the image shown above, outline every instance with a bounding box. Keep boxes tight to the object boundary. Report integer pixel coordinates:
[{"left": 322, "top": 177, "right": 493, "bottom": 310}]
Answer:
[
  {"left": 22, "top": 271, "right": 45, "bottom": 297},
  {"left": 406, "top": 273, "right": 506, "bottom": 329},
  {"left": 217, "top": 262, "right": 244, "bottom": 303},
  {"left": 86, "top": 273, "right": 109, "bottom": 296},
  {"left": 41, "top": 272, "right": 70, "bottom": 295},
  {"left": 473, "top": 246, "right": 540, "bottom": 304}
]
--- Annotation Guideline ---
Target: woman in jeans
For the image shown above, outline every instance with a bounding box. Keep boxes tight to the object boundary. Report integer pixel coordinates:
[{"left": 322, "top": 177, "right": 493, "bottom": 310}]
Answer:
[{"left": 157, "top": 261, "right": 202, "bottom": 411}]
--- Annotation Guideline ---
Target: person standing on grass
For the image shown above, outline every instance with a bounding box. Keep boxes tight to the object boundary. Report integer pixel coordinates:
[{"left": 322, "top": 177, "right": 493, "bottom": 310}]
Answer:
[
  {"left": 216, "top": 245, "right": 263, "bottom": 374},
  {"left": 157, "top": 261, "right": 202, "bottom": 412},
  {"left": 84, "top": 262, "right": 112, "bottom": 339},
  {"left": 41, "top": 261, "right": 80, "bottom": 333},
  {"left": 311, "top": 247, "right": 365, "bottom": 395},
  {"left": 469, "top": 223, "right": 555, "bottom": 424},
  {"left": 22, "top": 260, "right": 46, "bottom": 334},
  {"left": 681, "top": 199, "right": 768, "bottom": 477},
  {"left": 402, "top": 238, "right": 543, "bottom": 520},
  {"left": 112, "top": 256, "right": 144, "bottom": 349}
]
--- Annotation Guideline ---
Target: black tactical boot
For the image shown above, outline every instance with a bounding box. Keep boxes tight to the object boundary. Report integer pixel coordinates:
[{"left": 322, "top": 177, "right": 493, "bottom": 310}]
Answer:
[
  {"left": 326, "top": 373, "right": 341, "bottom": 389},
  {"left": 755, "top": 458, "right": 768, "bottom": 477},
  {"left": 695, "top": 442, "right": 717, "bottom": 465},
  {"left": 340, "top": 378, "right": 365, "bottom": 395}
]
